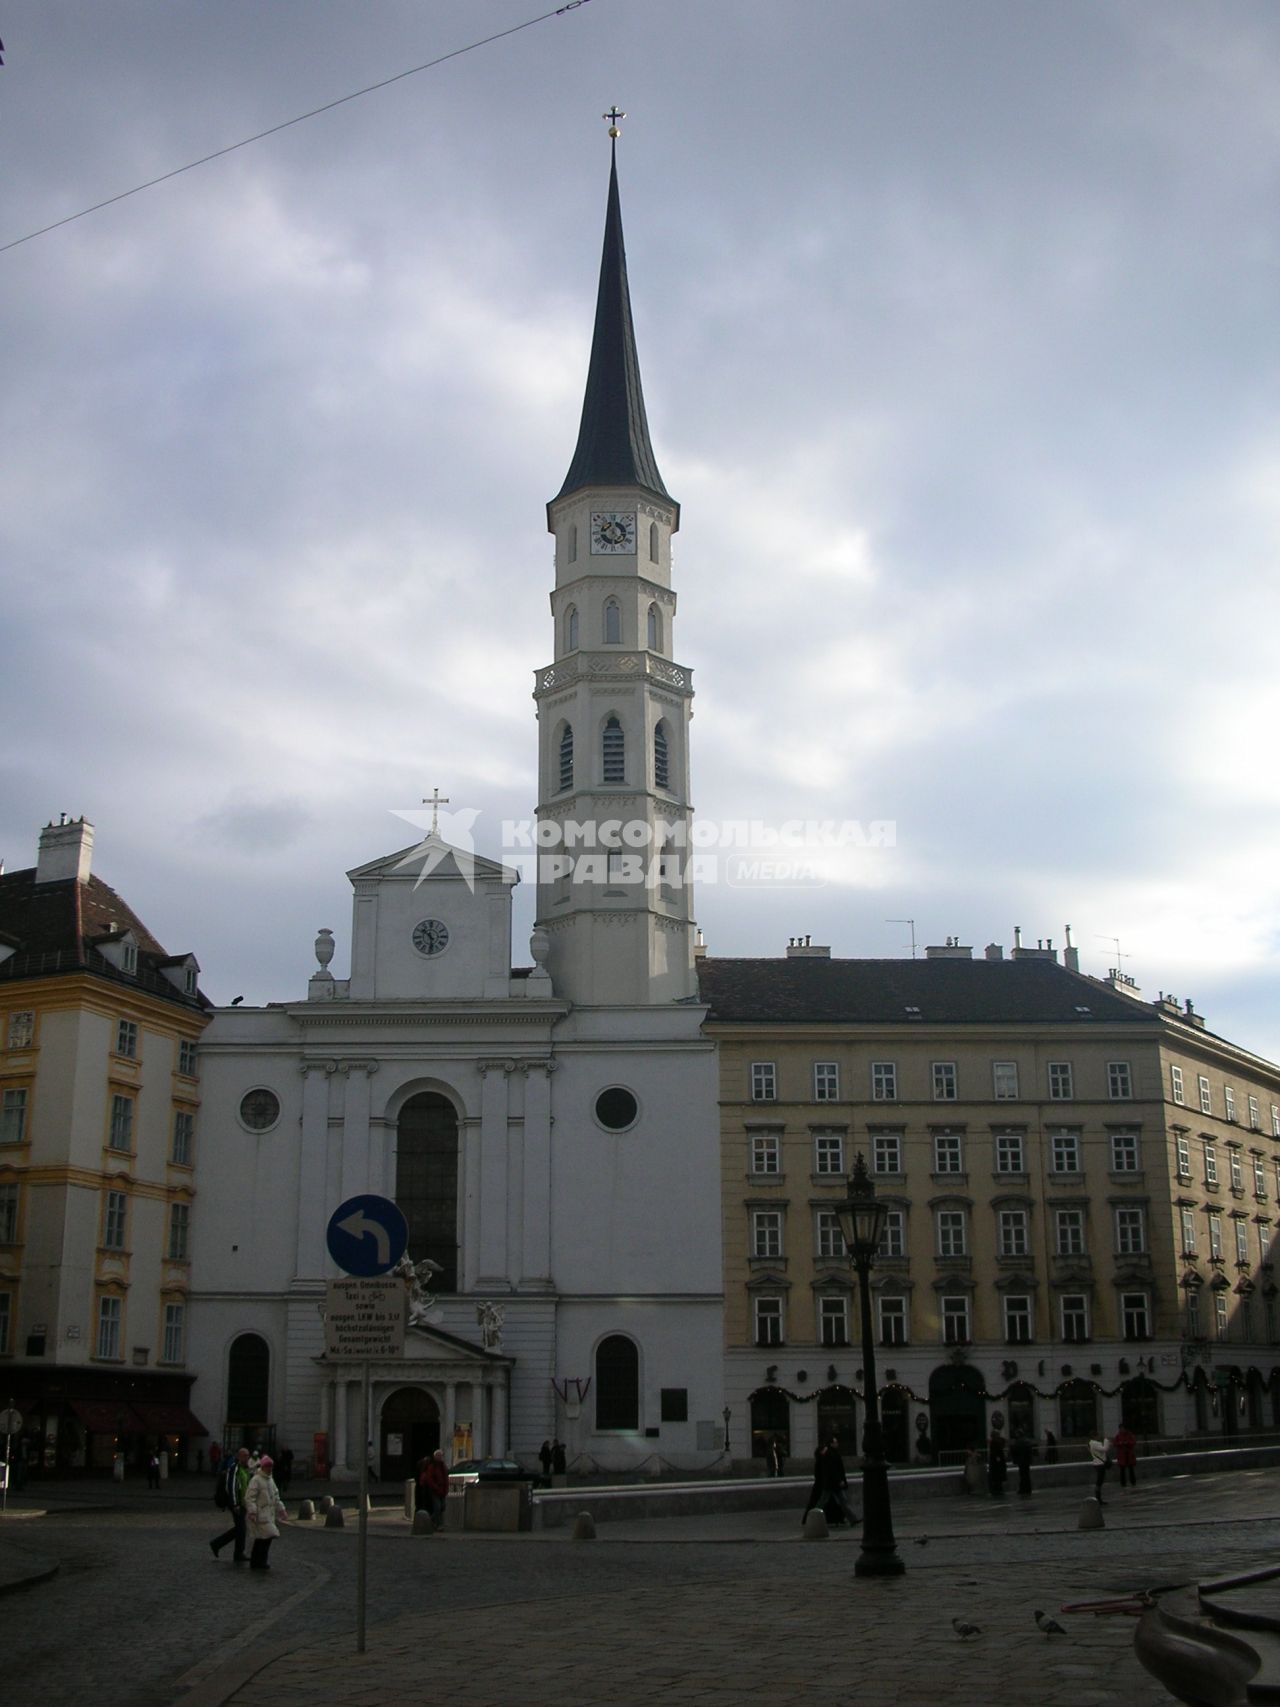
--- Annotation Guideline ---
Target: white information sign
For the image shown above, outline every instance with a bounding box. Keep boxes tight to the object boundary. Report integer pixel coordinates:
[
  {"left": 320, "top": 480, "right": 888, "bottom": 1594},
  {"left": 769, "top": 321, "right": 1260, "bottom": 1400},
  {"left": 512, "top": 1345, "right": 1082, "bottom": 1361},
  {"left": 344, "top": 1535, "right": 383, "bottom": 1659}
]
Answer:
[{"left": 324, "top": 1277, "right": 406, "bottom": 1359}]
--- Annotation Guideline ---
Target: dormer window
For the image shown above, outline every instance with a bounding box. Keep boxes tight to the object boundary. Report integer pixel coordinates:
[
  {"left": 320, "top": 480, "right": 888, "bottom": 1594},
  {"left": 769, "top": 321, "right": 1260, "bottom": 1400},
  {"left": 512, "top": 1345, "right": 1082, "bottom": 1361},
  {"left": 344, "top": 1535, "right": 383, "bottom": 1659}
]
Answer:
[
  {"left": 603, "top": 598, "right": 621, "bottom": 645},
  {"left": 183, "top": 967, "right": 198, "bottom": 997},
  {"left": 121, "top": 942, "right": 138, "bottom": 976}
]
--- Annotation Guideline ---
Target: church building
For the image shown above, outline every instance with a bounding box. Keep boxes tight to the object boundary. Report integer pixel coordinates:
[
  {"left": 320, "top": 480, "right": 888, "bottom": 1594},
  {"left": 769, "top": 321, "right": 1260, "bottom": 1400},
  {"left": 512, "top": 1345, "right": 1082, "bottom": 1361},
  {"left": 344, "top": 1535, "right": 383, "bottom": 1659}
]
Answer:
[{"left": 187, "top": 141, "right": 726, "bottom": 1478}]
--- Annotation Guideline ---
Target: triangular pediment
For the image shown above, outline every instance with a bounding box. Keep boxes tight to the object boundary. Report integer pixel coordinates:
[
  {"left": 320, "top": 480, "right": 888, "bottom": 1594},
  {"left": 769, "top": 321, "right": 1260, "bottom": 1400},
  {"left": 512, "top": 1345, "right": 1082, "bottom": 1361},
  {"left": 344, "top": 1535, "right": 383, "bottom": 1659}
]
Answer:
[{"left": 347, "top": 837, "right": 519, "bottom": 888}]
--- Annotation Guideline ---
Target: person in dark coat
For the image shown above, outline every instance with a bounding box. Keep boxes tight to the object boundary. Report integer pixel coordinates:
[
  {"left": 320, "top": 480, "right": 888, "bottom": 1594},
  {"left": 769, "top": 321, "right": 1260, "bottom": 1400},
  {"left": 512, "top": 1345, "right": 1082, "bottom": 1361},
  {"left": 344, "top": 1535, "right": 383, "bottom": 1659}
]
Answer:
[
  {"left": 210, "top": 1447, "right": 250, "bottom": 1562},
  {"left": 802, "top": 1442, "right": 827, "bottom": 1522},
  {"left": 1112, "top": 1424, "right": 1138, "bottom": 1489},
  {"left": 821, "top": 1436, "right": 859, "bottom": 1526},
  {"left": 987, "top": 1429, "right": 1007, "bottom": 1496},
  {"left": 1043, "top": 1429, "right": 1059, "bottom": 1464},
  {"left": 539, "top": 1439, "right": 554, "bottom": 1481},
  {"left": 551, "top": 1439, "right": 567, "bottom": 1476},
  {"left": 1009, "top": 1429, "right": 1034, "bottom": 1497}
]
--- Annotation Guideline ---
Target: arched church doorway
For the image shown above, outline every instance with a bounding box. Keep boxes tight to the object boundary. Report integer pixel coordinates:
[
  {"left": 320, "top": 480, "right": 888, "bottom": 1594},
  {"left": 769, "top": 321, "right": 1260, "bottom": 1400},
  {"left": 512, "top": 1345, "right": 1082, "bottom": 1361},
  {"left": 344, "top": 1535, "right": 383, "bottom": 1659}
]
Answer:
[
  {"left": 928, "top": 1365, "right": 986, "bottom": 1456},
  {"left": 396, "top": 1092, "right": 459, "bottom": 1291},
  {"left": 380, "top": 1386, "right": 440, "bottom": 1481}
]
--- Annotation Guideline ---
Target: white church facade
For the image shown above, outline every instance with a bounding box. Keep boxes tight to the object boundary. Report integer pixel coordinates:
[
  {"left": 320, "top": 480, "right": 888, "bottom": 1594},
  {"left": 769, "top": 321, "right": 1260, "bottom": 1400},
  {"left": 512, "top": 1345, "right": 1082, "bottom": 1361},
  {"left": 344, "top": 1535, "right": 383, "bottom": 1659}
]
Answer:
[{"left": 187, "top": 144, "right": 726, "bottom": 1478}]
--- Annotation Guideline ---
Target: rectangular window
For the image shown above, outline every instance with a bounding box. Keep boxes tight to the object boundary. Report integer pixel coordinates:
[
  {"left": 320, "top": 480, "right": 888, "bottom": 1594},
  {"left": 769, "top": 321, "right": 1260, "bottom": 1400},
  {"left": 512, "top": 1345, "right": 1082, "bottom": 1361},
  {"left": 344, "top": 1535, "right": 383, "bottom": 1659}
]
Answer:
[
  {"left": 1225, "top": 1086, "right": 1237, "bottom": 1123},
  {"left": 172, "top": 1110, "right": 194, "bottom": 1166},
  {"left": 816, "top": 1209, "right": 846, "bottom": 1259},
  {"left": 937, "top": 1209, "right": 967, "bottom": 1258},
  {"left": 1260, "top": 1223, "right": 1272, "bottom": 1265},
  {"left": 1054, "top": 1208, "right": 1085, "bottom": 1256},
  {"left": 750, "top": 1062, "right": 777, "bottom": 1102},
  {"left": 1230, "top": 1151, "right": 1244, "bottom": 1192},
  {"left": 878, "top": 1295, "right": 907, "bottom": 1345},
  {"left": 813, "top": 1062, "right": 839, "bottom": 1102},
  {"left": 992, "top": 1061, "right": 1019, "bottom": 1100},
  {"left": 1209, "top": 1213, "right": 1223, "bottom": 1259},
  {"left": 1255, "top": 1156, "right": 1267, "bottom": 1198},
  {"left": 998, "top": 1208, "right": 1029, "bottom": 1257},
  {"left": 751, "top": 1210, "right": 782, "bottom": 1258},
  {"left": 103, "top": 1189, "right": 127, "bottom": 1250},
  {"left": 0, "top": 1183, "right": 17, "bottom": 1244},
  {"left": 754, "top": 1295, "right": 783, "bottom": 1346},
  {"left": 1185, "top": 1288, "right": 1201, "bottom": 1338},
  {"left": 0, "top": 1292, "right": 10, "bottom": 1356},
  {"left": 1204, "top": 1142, "right": 1218, "bottom": 1187},
  {"left": 1107, "top": 1060, "right": 1132, "bottom": 1099},
  {"left": 1061, "top": 1294, "right": 1090, "bottom": 1342},
  {"left": 933, "top": 1131, "right": 964, "bottom": 1174},
  {"left": 994, "top": 1130, "right": 1025, "bottom": 1174},
  {"left": 1004, "top": 1295, "right": 1032, "bottom": 1343},
  {"left": 109, "top": 1094, "right": 134, "bottom": 1152},
  {"left": 813, "top": 1131, "right": 844, "bottom": 1175},
  {"left": 1114, "top": 1206, "right": 1146, "bottom": 1255},
  {"left": 168, "top": 1202, "right": 190, "bottom": 1261},
  {"left": 1048, "top": 1061, "right": 1074, "bottom": 1100},
  {"left": 97, "top": 1295, "right": 122, "bottom": 1360},
  {"left": 6, "top": 1011, "right": 34, "bottom": 1050},
  {"left": 1273, "top": 1106, "right": 1280, "bottom": 1139},
  {"left": 750, "top": 1132, "right": 781, "bottom": 1176},
  {"left": 932, "top": 1061, "right": 958, "bottom": 1101},
  {"left": 878, "top": 1208, "right": 905, "bottom": 1258},
  {"left": 1050, "top": 1129, "right": 1081, "bottom": 1173},
  {"left": 942, "top": 1295, "right": 970, "bottom": 1344},
  {"left": 0, "top": 1087, "right": 28, "bottom": 1144},
  {"left": 1110, "top": 1130, "right": 1140, "bottom": 1173},
  {"left": 1215, "top": 1292, "right": 1229, "bottom": 1340},
  {"left": 871, "top": 1132, "right": 901, "bottom": 1175},
  {"left": 1199, "top": 1076, "right": 1212, "bottom": 1115},
  {"left": 1171, "top": 1064, "right": 1185, "bottom": 1105},
  {"left": 1180, "top": 1207, "right": 1197, "bottom": 1254},
  {"left": 1248, "top": 1095, "right": 1260, "bottom": 1131},
  {"left": 1121, "top": 1292, "right": 1149, "bottom": 1340},
  {"left": 820, "top": 1295, "right": 849, "bottom": 1346},
  {"left": 871, "top": 1061, "right": 897, "bottom": 1101},
  {"left": 1175, "top": 1132, "right": 1191, "bottom": 1181},
  {"left": 1236, "top": 1219, "right": 1250, "bottom": 1265},
  {"left": 116, "top": 1019, "right": 138, "bottom": 1059},
  {"left": 162, "top": 1303, "right": 185, "bottom": 1365},
  {"left": 178, "top": 1040, "right": 198, "bottom": 1076}
]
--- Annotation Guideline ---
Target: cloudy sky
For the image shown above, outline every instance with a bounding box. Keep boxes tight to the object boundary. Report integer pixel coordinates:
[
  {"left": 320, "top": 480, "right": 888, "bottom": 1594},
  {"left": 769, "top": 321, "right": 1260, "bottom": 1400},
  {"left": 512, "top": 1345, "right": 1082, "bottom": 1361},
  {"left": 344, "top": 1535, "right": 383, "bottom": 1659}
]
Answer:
[{"left": 3, "top": 1, "right": 1278, "bottom": 1054}]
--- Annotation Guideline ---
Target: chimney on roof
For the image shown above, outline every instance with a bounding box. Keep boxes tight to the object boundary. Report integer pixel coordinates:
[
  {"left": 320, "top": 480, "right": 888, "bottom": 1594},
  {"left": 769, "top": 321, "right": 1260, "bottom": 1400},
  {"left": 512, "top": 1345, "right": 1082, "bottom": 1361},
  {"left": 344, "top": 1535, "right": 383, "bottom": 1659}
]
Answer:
[
  {"left": 694, "top": 929, "right": 707, "bottom": 960},
  {"left": 985, "top": 943, "right": 1004, "bottom": 961},
  {"left": 1063, "top": 924, "right": 1080, "bottom": 974},
  {"left": 926, "top": 941, "right": 973, "bottom": 959},
  {"left": 36, "top": 815, "right": 94, "bottom": 886},
  {"left": 786, "top": 936, "right": 830, "bottom": 958}
]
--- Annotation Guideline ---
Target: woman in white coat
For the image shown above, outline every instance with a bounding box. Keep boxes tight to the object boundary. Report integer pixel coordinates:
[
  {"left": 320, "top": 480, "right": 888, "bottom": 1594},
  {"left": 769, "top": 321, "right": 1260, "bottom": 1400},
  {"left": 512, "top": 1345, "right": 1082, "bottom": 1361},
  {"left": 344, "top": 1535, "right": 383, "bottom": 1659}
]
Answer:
[{"left": 245, "top": 1453, "right": 287, "bottom": 1570}]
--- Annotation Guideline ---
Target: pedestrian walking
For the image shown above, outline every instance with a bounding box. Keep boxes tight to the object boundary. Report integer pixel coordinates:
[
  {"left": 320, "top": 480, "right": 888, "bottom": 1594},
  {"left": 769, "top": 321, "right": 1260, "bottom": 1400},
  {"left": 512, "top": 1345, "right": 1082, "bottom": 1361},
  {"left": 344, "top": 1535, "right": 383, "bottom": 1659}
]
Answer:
[
  {"left": 146, "top": 1449, "right": 161, "bottom": 1490},
  {"left": 802, "top": 1442, "right": 827, "bottom": 1522},
  {"left": 768, "top": 1434, "right": 786, "bottom": 1477},
  {"left": 245, "top": 1453, "right": 287, "bottom": 1570},
  {"left": 1089, "top": 1435, "right": 1114, "bottom": 1503},
  {"left": 420, "top": 1448, "right": 449, "bottom": 1528},
  {"left": 1010, "top": 1429, "right": 1034, "bottom": 1497},
  {"left": 821, "top": 1435, "right": 859, "bottom": 1525},
  {"left": 1112, "top": 1423, "right": 1138, "bottom": 1489},
  {"left": 210, "top": 1447, "right": 251, "bottom": 1562},
  {"left": 987, "top": 1429, "right": 1007, "bottom": 1496},
  {"left": 551, "top": 1438, "right": 567, "bottom": 1476},
  {"left": 1043, "top": 1429, "right": 1058, "bottom": 1464},
  {"left": 538, "top": 1439, "right": 553, "bottom": 1482}
]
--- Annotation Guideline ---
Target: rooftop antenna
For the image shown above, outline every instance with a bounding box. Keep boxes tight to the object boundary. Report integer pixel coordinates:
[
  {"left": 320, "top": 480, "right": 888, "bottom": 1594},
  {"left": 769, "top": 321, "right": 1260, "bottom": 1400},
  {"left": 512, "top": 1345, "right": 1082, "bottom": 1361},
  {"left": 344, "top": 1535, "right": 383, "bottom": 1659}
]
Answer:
[
  {"left": 886, "top": 918, "right": 917, "bottom": 960},
  {"left": 1095, "top": 935, "right": 1130, "bottom": 974}
]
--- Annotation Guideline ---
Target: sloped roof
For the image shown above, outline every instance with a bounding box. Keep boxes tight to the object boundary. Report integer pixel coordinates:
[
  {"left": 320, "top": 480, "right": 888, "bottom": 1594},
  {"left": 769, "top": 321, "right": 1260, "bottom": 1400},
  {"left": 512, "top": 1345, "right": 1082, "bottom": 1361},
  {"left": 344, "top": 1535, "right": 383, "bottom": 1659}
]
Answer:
[{"left": 695, "top": 955, "right": 1163, "bottom": 1027}]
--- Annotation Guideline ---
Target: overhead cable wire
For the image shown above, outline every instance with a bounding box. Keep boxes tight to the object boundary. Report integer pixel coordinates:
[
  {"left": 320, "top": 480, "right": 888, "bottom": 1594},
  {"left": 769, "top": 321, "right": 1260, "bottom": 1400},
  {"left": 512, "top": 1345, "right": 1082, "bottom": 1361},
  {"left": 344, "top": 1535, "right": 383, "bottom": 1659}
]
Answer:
[{"left": 1, "top": 0, "right": 595, "bottom": 255}]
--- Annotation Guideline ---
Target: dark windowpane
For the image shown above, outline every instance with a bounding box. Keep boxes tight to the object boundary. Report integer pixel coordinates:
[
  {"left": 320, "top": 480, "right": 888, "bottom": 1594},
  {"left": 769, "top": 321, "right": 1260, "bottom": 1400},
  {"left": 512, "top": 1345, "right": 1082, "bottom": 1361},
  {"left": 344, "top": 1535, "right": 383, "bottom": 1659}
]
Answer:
[
  {"left": 660, "top": 1387, "right": 688, "bottom": 1423},
  {"left": 596, "top": 1334, "right": 639, "bottom": 1430},
  {"left": 396, "top": 1093, "right": 459, "bottom": 1292}
]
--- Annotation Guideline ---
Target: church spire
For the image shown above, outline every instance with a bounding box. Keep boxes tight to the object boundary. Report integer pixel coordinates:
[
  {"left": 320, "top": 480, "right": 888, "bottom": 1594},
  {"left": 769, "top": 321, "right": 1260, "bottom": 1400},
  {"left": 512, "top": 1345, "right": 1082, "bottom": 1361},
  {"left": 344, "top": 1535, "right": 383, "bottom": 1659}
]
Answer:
[{"left": 552, "top": 134, "right": 676, "bottom": 515}]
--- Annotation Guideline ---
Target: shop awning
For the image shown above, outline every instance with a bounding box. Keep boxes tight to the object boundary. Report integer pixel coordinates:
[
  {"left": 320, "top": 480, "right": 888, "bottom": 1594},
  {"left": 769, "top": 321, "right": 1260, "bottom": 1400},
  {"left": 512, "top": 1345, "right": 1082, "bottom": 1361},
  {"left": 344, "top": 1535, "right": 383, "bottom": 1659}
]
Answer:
[
  {"left": 130, "top": 1401, "right": 208, "bottom": 1437},
  {"left": 68, "top": 1400, "right": 142, "bottom": 1434}
]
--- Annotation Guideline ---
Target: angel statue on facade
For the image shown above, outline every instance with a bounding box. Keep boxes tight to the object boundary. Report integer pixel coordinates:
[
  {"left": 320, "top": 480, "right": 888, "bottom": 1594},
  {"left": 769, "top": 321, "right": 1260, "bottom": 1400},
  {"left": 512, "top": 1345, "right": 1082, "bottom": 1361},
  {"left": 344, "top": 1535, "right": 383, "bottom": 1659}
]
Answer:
[
  {"left": 476, "top": 1301, "right": 504, "bottom": 1350},
  {"left": 392, "top": 1251, "right": 444, "bottom": 1327}
]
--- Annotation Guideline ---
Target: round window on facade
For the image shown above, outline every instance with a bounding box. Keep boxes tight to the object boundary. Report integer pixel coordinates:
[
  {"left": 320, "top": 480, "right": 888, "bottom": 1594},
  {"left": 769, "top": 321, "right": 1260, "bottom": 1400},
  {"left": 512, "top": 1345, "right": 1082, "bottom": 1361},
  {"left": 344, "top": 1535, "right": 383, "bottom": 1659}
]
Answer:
[
  {"left": 595, "top": 1086, "right": 639, "bottom": 1132},
  {"left": 239, "top": 1088, "right": 281, "bottom": 1132}
]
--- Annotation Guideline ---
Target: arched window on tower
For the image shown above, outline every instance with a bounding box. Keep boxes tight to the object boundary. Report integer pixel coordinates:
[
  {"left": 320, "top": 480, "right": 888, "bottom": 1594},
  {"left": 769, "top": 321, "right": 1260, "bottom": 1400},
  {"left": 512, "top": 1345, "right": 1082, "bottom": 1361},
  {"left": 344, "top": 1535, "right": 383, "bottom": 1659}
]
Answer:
[
  {"left": 595, "top": 1334, "right": 640, "bottom": 1430},
  {"left": 647, "top": 603, "right": 661, "bottom": 651},
  {"left": 602, "top": 716, "right": 625, "bottom": 784},
  {"left": 565, "top": 605, "right": 579, "bottom": 652},
  {"left": 654, "top": 720, "right": 670, "bottom": 790},
  {"left": 558, "top": 724, "right": 574, "bottom": 792},
  {"left": 649, "top": 520, "right": 659, "bottom": 564},
  {"left": 603, "top": 598, "right": 622, "bottom": 645}
]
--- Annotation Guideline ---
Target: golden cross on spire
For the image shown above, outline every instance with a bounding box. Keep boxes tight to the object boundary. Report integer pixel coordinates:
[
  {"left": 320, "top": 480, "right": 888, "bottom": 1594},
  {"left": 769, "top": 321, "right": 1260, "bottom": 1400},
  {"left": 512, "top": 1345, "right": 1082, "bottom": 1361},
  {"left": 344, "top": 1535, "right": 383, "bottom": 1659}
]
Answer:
[
  {"left": 422, "top": 788, "right": 449, "bottom": 837},
  {"left": 603, "top": 105, "right": 625, "bottom": 140}
]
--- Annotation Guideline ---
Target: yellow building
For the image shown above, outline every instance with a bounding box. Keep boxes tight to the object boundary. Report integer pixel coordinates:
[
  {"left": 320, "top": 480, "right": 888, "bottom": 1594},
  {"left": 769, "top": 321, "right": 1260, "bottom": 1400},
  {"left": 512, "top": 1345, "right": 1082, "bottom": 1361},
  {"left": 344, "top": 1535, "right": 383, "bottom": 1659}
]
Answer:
[
  {"left": 0, "top": 817, "right": 209, "bottom": 1474},
  {"left": 700, "top": 937, "right": 1280, "bottom": 1466}
]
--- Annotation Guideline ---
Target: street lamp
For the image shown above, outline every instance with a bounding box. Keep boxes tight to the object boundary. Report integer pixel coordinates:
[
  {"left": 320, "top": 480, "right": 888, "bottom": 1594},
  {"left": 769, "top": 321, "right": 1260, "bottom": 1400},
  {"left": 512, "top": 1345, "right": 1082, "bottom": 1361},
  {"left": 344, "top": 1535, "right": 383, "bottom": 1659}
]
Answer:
[{"left": 835, "top": 1153, "right": 905, "bottom": 1577}]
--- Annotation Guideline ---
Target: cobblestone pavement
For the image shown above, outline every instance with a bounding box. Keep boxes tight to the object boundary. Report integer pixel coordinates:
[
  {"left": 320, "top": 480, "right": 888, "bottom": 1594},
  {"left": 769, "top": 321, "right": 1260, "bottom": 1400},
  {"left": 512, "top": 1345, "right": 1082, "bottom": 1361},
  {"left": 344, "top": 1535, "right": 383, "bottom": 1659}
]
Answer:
[{"left": 6, "top": 1470, "right": 1280, "bottom": 1707}]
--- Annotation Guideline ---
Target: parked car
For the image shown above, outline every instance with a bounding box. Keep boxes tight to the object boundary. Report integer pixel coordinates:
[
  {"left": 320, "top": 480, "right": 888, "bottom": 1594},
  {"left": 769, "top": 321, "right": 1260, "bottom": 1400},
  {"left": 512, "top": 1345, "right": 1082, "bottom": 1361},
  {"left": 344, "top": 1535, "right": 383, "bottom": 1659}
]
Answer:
[{"left": 447, "top": 1457, "right": 538, "bottom": 1485}]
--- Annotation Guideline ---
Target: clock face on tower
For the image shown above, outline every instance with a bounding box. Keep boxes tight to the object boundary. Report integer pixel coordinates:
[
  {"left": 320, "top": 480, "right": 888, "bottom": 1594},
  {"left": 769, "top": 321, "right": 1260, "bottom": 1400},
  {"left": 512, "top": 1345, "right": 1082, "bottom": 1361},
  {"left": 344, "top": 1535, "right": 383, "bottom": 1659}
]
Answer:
[
  {"left": 590, "top": 511, "right": 637, "bottom": 554},
  {"left": 411, "top": 918, "right": 450, "bottom": 958}
]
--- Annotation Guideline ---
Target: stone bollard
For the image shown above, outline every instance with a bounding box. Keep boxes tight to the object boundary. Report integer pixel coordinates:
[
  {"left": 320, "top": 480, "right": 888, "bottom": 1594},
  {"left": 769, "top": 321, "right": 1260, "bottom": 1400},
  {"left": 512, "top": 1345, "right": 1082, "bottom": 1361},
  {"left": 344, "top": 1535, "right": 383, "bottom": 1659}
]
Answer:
[
  {"left": 803, "top": 1509, "right": 829, "bottom": 1541},
  {"left": 325, "top": 1505, "right": 346, "bottom": 1528},
  {"left": 296, "top": 1498, "right": 315, "bottom": 1521},
  {"left": 404, "top": 1478, "right": 417, "bottom": 1521},
  {"left": 570, "top": 1511, "right": 596, "bottom": 1541},
  {"left": 317, "top": 1494, "right": 334, "bottom": 1514},
  {"left": 412, "top": 1510, "right": 435, "bottom": 1535},
  {"left": 1078, "top": 1497, "right": 1105, "bottom": 1530}
]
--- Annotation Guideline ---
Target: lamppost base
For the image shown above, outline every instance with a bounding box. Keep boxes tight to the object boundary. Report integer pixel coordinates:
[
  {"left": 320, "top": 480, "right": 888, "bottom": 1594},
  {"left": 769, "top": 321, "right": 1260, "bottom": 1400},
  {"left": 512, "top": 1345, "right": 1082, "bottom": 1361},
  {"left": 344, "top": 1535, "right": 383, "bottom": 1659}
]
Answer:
[{"left": 854, "top": 1547, "right": 907, "bottom": 1578}]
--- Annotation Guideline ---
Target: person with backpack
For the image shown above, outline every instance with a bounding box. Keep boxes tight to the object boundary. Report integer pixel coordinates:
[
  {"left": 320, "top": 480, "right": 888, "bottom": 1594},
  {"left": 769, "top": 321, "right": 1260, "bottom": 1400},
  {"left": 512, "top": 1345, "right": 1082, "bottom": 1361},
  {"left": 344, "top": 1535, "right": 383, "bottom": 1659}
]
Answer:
[{"left": 209, "top": 1447, "right": 251, "bottom": 1562}]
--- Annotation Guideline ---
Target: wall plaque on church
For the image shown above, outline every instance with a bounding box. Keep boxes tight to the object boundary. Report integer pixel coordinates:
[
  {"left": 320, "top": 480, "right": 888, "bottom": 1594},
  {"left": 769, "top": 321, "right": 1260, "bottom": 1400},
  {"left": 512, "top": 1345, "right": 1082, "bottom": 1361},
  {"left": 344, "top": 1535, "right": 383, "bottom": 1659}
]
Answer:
[{"left": 324, "top": 1277, "right": 406, "bottom": 1359}]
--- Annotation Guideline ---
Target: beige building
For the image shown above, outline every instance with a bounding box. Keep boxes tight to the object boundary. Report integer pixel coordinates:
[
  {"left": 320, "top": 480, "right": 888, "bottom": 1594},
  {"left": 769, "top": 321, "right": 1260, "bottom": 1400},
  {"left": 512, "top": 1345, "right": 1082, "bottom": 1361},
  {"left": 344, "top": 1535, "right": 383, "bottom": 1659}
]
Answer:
[
  {"left": 0, "top": 817, "right": 209, "bottom": 1474},
  {"left": 700, "top": 937, "right": 1280, "bottom": 1466}
]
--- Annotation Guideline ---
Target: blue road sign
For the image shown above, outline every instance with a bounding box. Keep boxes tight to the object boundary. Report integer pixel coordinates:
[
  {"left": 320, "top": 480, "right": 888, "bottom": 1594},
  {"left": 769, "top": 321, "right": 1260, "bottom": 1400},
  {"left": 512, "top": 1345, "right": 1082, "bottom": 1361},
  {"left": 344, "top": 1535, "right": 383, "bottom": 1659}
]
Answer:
[{"left": 326, "top": 1194, "right": 409, "bottom": 1277}]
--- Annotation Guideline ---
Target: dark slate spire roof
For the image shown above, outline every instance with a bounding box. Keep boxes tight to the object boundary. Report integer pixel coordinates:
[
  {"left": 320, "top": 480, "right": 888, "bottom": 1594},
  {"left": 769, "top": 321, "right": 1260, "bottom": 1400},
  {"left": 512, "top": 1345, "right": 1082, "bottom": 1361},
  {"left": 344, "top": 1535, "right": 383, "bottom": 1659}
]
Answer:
[{"left": 552, "top": 148, "right": 676, "bottom": 515}]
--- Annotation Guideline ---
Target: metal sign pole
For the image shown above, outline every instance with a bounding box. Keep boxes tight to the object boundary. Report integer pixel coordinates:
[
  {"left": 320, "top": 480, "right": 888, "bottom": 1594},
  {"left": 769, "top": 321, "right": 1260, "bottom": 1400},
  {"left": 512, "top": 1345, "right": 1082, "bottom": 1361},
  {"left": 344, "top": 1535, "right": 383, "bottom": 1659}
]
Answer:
[{"left": 357, "top": 1358, "right": 370, "bottom": 1654}]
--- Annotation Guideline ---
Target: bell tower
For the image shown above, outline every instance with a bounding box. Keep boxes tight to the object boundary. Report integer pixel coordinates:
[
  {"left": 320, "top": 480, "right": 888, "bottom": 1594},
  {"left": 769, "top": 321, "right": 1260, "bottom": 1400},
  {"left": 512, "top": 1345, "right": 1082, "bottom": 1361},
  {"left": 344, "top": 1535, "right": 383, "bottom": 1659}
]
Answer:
[{"left": 533, "top": 125, "right": 697, "bottom": 1006}]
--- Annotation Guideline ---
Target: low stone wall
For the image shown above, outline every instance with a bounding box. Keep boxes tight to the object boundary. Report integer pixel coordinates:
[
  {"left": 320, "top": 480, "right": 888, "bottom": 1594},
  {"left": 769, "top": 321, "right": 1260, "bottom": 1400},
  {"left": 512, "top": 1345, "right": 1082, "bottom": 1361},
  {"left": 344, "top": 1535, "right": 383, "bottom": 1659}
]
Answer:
[{"left": 529, "top": 1443, "right": 1280, "bottom": 1529}]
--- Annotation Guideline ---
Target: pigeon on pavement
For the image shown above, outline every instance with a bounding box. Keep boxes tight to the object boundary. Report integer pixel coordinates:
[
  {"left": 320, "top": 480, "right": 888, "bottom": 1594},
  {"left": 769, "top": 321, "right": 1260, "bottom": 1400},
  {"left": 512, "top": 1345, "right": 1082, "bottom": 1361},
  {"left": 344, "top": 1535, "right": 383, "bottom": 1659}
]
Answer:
[
  {"left": 952, "top": 1618, "right": 982, "bottom": 1640},
  {"left": 1035, "top": 1609, "right": 1068, "bottom": 1636}
]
